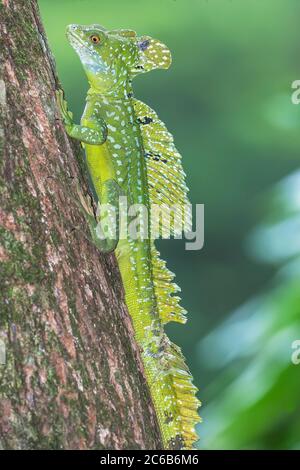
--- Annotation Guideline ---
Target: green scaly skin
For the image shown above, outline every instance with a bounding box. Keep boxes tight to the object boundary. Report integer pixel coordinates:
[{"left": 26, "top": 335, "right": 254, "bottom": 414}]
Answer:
[{"left": 57, "top": 24, "right": 200, "bottom": 450}]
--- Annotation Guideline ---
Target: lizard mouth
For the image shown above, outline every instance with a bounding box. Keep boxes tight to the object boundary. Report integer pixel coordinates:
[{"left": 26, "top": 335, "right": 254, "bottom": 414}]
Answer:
[{"left": 67, "top": 30, "right": 91, "bottom": 54}]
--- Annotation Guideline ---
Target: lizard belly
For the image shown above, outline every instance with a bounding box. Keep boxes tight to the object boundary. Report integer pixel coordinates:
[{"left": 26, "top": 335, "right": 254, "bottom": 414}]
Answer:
[{"left": 85, "top": 142, "right": 116, "bottom": 196}]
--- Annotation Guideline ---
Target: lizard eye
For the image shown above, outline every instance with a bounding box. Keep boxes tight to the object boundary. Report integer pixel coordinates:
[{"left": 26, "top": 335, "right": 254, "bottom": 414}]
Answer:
[{"left": 90, "top": 35, "right": 101, "bottom": 44}]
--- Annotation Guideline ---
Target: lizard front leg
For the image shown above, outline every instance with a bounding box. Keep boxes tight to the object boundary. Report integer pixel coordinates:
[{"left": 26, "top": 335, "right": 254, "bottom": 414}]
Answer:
[
  {"left": 56, "top": 90, "right": 107, "bottom": 145},
  {"left": 56, "top": 90, "right": 120, "bottom": 252}
]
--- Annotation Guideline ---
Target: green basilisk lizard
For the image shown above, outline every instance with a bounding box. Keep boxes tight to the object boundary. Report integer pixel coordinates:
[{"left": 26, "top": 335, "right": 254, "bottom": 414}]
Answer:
[{"left": 57, "top": 24, "right": 200, "bottom": 450}]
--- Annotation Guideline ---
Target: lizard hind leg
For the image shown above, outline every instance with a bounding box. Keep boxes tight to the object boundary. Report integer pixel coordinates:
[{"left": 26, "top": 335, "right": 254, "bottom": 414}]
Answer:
[
  {"left": 58, "top": 177, "right": 120, "bottom": 254},
  {"left": 76, "top": 179, "right": 121, "bottom": 253},
  {"left": 94, "top": 179, "right": 121, "bottom": 253}
]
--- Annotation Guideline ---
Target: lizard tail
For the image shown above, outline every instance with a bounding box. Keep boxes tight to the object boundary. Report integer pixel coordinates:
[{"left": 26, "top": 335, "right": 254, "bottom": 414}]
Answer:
[{"left": 150, "top": 244, "right": 201, "bottom": 449}]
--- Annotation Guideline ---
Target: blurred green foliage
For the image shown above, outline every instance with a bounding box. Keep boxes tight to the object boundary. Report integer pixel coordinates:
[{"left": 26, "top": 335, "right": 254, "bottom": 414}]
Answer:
[
  {"left": 39, "top": 0, "right": 300, "bottom": 449},
  {"left": 199, "top": 174, "right": 300, "bottom": 449}
]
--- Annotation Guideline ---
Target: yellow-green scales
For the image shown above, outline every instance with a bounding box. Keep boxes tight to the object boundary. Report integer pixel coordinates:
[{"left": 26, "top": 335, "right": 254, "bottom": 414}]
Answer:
[{"left": 57, "top": 24, "right": 200, "bottom": 449}]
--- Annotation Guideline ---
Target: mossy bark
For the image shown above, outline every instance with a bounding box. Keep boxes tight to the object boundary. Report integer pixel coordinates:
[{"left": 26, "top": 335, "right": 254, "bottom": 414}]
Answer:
[{"left": 0, "top": 0, "right": 162, "bottom": 450}]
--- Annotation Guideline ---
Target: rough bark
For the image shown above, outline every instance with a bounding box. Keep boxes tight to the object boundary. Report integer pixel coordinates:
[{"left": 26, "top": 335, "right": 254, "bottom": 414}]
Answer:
[{"left": 0, "top": 0, "right": 162, "bottom": 450}]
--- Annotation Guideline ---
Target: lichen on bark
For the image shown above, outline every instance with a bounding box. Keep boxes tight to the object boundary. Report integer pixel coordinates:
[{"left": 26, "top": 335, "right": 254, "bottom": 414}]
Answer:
[{"left": 0, "top": 0, "right": 162, "bottom": 450}]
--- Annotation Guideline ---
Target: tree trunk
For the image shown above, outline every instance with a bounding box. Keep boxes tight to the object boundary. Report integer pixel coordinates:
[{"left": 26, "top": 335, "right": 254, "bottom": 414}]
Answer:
[{"left": 0, "top": 0, "right": 162, "bottom": 450}]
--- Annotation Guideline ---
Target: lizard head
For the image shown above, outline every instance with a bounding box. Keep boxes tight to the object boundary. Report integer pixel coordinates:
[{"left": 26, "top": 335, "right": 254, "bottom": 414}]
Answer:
[
  {"left": 66, "top": 24, "right": 172, "bottom": 94},
  {"left": 66, "top": 24, "right": 139, "bottom": 94}
]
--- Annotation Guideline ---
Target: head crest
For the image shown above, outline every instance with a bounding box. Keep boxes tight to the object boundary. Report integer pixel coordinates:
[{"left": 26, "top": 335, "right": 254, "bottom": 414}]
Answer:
[
  {"left": 133, "top": 35, "right": 172, "bottom": 75},
  {"left": 108, "top": 28, "right": 172, "bottom": 75}
]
